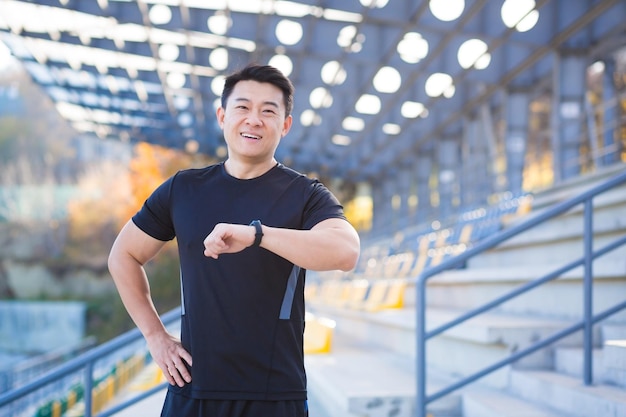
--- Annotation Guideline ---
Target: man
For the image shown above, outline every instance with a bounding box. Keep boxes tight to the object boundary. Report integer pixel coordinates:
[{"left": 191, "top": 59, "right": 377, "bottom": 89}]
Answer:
[{"left": 108, "top": 64, "right": 361, "bottom": 417}]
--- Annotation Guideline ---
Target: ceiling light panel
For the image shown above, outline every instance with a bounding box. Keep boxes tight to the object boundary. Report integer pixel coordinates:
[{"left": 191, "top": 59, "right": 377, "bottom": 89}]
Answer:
[{"left": 2, "top": 0, "right": 620, "bottom": 183}]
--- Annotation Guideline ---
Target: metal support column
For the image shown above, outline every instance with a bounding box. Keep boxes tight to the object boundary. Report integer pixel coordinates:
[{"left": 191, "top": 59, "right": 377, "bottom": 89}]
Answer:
[
  {"left": 462, "top": 117, "right": 491, "bottom": 208},
  {"left": 552, "top": 53, "right": 587, "bottom": 181},
  {"left": 505, "top": 90, "right": 529, "bottom": 194},
  {"left": 436, "top": 137, "right": 460, "bottom": 221},
  {"left": 602, "top": 58, "right": 619, "bottom": 166},
  {"left": 415, "top": 150, "right": 434, "bottom": 226},
  {"left": 396, "top": 165, "right": 413, "bottom": 230},
  {"left": 371, "top": 181, "right": 386, "bottom": 234}
]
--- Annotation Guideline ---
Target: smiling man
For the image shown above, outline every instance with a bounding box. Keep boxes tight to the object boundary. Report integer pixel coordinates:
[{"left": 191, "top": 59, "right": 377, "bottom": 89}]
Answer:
[{"left": 108, "top": 64, "right": 361, "bottom": 417}]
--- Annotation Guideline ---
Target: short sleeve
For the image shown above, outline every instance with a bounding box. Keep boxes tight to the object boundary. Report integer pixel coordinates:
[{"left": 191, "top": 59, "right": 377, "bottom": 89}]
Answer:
[
  {"left": 302, "top": 180, "right": 347, "bottom": 230},
  {"left": 132, "top": 175, "right": 176, "bottom": 241}
]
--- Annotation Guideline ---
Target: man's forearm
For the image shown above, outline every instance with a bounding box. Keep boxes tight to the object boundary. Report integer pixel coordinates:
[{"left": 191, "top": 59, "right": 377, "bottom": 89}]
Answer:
[
  {"left": 260, "top": 220, "right": 360, "bottom": 271},
  {"left": 108, "top": 255, "right": 167, "bottom": 341}
]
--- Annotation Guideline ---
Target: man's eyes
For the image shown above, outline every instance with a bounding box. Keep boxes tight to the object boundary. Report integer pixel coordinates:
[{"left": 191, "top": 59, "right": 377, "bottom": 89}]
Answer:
[{"left": 235, "top": 106, "right": 277, "bottom": 114}]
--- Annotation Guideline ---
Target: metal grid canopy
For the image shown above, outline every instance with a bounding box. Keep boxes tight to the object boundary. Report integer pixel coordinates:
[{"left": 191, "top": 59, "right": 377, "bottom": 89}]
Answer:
[{"left": 0, "top": 0, "right": 624, "bottom": 183}]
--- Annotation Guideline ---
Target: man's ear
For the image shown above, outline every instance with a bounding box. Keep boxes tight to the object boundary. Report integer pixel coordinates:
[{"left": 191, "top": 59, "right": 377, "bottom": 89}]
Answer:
[
  {"left": 216, "top": 106, "right": 225, "bottom": 129},
  {"left": 281, "top": 114, "right": 293, "bottom": 137}
]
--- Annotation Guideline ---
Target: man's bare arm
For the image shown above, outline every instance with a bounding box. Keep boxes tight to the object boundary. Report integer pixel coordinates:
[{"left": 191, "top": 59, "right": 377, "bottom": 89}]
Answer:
[
  {"left": 108, "top": 220, "right": 192, "bottom": 387},
  {"left": 203, "top": 218, "right": 360, "bottom": 271}
]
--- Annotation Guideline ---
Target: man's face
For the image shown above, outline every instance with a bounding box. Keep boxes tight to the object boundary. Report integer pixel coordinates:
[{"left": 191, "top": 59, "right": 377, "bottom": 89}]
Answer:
[{"left": 217, "top": 80, "right": 293, "bottom": 163}]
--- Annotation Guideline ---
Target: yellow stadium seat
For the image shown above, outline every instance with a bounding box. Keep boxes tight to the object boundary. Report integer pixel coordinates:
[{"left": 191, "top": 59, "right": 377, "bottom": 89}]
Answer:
[
  {"left": 304, "top": 314, "right": 335, "bottom": 354},
  {"left": 366, "top": 280, "right": 406, "bottom": 312},
  {"left": 395, "top": 252, "right": 415, "bottom": 278},
  {"left": 429, "top": 230, "right": 450, "bottom": 267},
  {"left": 458, "top": 223, "right": 474, "bottom": 245},
  {"left": 344, "top": 279, "right": 371, "bottom": 308},
  {"left": 304, "top": 282, "right": 319, "bottom": 302},
  {"left": 356, "top": 280, "right": 389, "bottom": 311},
  {"left": 408, "top": 236, "right": 430, "bottom": 277},
  {"left": 332, "top": 281, "right": 354, "bottom": 306},
  {"left": 319, "top": 280, "right": 343, "bottom": 304}
]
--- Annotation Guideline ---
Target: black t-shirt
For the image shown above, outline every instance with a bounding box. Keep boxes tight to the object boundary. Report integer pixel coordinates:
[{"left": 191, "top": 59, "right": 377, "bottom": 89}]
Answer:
[{"left": 132, "top": 162, "right": 346, "bottom": 400}]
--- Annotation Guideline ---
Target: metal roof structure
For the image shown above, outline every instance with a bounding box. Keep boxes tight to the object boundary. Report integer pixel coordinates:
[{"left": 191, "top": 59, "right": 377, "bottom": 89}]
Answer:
[{"left": 1, "top": 0, "right": 625, "bottom": 184}]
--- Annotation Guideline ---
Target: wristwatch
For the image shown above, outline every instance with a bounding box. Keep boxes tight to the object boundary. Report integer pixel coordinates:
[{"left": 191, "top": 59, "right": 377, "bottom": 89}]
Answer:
[{"left": 249, "top": 220, "right": 263, "bottom": 247}]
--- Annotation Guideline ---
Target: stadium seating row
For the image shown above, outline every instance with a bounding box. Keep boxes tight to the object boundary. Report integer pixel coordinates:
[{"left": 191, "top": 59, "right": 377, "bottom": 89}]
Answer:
[
  {"left": 34, "top": 353, "right": 148, "bottom": 417},
  {"left": 306, "top": 279, "right": 407, "bottom": 313},
  {"left": 301, "top": 279, "right": 407, "bottom": 356},
  {"left": 352, "top": 192, "right": 532, "bottom": 280},
  {"left": 304, "top": 193, "right": 532, "bottom": 319}
]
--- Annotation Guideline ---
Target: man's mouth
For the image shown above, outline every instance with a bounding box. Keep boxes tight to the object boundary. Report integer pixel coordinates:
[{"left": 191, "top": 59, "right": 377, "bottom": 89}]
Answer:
[{"left": 241, "top": 133, "right": 261, "bottom": 140}]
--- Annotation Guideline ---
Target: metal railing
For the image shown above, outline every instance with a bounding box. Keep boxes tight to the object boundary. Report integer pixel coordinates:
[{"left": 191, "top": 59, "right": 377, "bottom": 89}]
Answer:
[
  {"left": 0, "top": 337, "right": 96, "bottom": 394},
  {"left": 413, "top": 168, "right": 626, "bottom": 417},
  {"left": 2, "top": 170, "right": 626, "bottom": 417},
  {"left": 0, "top": 308, "right": 180, "bottom": 417}
]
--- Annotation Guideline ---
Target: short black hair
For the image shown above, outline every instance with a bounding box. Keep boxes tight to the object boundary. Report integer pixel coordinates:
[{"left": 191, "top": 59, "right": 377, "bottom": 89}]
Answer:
[{"left": 221, "top": 64, "right": 294, "bottom": 117}]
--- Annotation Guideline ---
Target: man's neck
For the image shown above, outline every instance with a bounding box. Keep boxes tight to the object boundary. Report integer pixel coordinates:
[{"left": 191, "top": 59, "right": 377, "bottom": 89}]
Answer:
[{"left": 223, "top": 158, "right": 278, "bottom": 179}]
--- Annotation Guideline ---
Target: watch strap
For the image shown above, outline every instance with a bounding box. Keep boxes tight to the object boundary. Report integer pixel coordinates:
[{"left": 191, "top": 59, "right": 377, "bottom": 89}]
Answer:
[{"left": 249, "top": 220, "right": 263, "bottom": 247}]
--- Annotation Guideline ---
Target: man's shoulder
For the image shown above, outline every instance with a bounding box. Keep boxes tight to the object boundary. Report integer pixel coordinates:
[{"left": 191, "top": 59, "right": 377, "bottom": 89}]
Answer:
[
  {"left": 174, "top": 163, "right": 222, "bottom": 181},
  {"left": 275, "top": 163, "right": 318, "bottom": 184}
]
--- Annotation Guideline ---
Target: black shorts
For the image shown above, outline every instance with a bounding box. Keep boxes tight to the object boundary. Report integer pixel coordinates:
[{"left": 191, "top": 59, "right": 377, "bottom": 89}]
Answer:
[{"left": 160, "top": 390, "right": 309, "bottom": 417}]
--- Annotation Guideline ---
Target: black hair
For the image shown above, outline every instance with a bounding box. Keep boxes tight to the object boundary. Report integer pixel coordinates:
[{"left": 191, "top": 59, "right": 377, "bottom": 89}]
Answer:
[{"left": 220, "top": 64, "right": 294, "bottom": 117}]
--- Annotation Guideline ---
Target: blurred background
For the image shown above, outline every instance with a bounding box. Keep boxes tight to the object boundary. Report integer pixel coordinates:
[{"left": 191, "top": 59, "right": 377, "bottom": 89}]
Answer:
[{"left": 0, "top": 1, "right": 625, "bottom": 416}]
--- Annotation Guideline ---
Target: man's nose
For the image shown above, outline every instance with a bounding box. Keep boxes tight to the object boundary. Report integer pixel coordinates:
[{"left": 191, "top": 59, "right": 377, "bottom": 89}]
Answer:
[{"left": 245, "top": 111, "right": 262, "bottom": 125}]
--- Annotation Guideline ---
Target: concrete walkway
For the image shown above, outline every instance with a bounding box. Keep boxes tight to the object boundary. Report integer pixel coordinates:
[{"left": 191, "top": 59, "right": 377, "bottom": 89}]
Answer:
[
  {"left": 105, "top": 362, "right": 334, "bottom": 417},
  {"left": 110, "top": 388, "right": 333, "bottom": 417},
  {"left": 110, "top": 388, "right": 166, "bottom": 417}
]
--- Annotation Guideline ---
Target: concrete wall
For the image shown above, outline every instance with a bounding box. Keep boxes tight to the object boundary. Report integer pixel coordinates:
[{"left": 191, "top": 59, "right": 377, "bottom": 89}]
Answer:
[{"left": 0, "top": 301, "right": 86, "bottom": 354}]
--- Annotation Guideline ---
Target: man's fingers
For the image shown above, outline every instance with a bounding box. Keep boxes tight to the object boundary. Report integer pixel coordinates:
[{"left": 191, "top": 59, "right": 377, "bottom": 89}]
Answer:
[
  {"left": 165, "top": 363, "right": 189, "bottom": 387},
  {"left": 171, "top": 360, "right": 192, "bottom": 383},
  {"left": 165, "top": 347, "right": 193, "bottom": 386},
  {"left": 203, "top": 236, "right": 229, "bottom": 257},
  {"left": 161, "top": 363, "right": 176, "bottom": 386},
  {"left": 166, "top": 365, "right": 183, "bottom": 387},
  {"left": 146, "top": 332, "right": 192, "bottom": 387},
  {"left": 179, "top": 347, "right": 193, "bottom": 367}
]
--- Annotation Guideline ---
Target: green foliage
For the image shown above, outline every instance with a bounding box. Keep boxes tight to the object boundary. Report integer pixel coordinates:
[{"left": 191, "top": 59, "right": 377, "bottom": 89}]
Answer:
[
  {"left": 0, "top": 116, "right": 24, "bottom": 161},
  {"left": 85, "top": 244, "right": 181, "bottom": 343},
  {"left": 85, "top": 293, "right": 135, "bottom": 344},
  {"left": 145, "top": 243, "right": 182, "bottom": 315}
]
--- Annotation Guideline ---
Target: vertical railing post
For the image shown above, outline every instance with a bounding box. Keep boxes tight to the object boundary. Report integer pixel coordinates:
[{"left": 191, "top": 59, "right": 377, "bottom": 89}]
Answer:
[
  {"left": 583, "top": 198, "right": 593, "bottom": 386},
  {"left": 84, "top": 362, "right": 94, "bottom": 417},
  {"left": 415, "top": 274, "right": 427, "bottom": 417}
]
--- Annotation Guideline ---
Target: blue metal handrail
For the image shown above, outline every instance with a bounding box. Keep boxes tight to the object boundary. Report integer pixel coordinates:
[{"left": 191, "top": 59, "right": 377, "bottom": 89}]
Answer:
[
  {"left": 412, "top": 168, "right": 626, "bottom": 417},
  {"left": 0, "top": 307, "right": 181, "bottom": 417}
]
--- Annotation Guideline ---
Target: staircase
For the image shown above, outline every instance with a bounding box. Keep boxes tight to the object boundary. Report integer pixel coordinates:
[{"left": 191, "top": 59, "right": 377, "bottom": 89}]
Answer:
[{"left": 305, "top": 165, "right": 626, "bottom": 417}]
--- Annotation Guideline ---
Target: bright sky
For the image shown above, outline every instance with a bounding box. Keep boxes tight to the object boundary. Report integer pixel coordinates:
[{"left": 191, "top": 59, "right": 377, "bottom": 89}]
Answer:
[{"left": 0, "top": 40, "right": 18, "bottom": 73}]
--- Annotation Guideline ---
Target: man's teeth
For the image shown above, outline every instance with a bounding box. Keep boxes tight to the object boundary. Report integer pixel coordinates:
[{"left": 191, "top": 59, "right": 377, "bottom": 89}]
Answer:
[{"left": 242, "top": 133, "right": 260, "bottom": 139}]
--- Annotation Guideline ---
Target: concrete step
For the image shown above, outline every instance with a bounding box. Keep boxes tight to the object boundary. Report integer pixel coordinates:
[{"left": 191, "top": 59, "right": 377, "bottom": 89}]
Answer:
[
  {"left": 467, "top": 182, "right": 626, "bottom": 270},
  {"left": 554, "top": 346, "right": 605, "bottom": 382},
  {"left": 469, "top": 232, "right": 626, "bottom": 270},
  {"left": 308, "top": 304, "right": 581, "bottom": 389},
  {"left": 509, "top": 369, "right": 626, "bottom": 417},
  {"left": 468, "top": 231, "right": 626, "bottom": 271},
  {"left": 462, "top": 386, "right": 570, "bottom": 417},
  {"left": 405, "top": 260, "right": 626, "bottom": 323},
  {"left": 603, "top": 324, "right": 626, "bottom": 340},
  {"left": 502, "top": 187, "right": 626, "bottom": 247},
  {"left": 305, "top": 335, "right": 462, "bottom": 417},
  {"left": 526, "top": 164, "right": 626, "bottom": 212},
  {"left": 555, "top": 324, "right": 626, "bottom": 388},
  {"left": 310, "top": 305, "right": 582, "bottom": 351},
  {"left": 423, "top": 309, "right": 580, "bottom": 389},
  {"left": 604, "top": 340, "right": 626, "bottom": 389}
]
